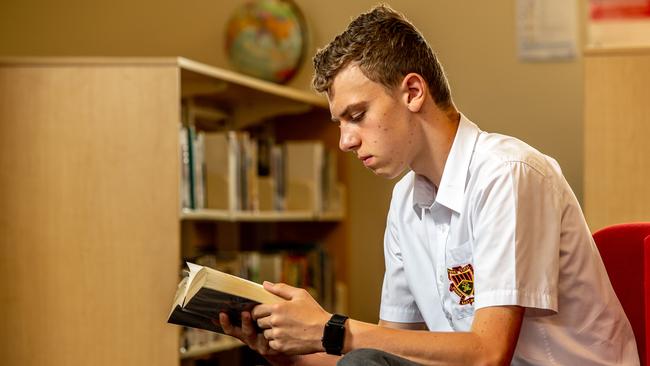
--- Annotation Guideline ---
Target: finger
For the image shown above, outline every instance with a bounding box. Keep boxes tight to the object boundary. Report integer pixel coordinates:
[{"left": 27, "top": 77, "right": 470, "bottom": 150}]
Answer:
[
  {"left": 256, "top": 336, "right": 275, "bottom": 356},
  {"left": 217, "top": 312, "right": 242, "bottom": 338},
  {"left": 252, "top": 304, "right": 273, "bottom": 319},
  {"left": 218, "top": 312, "right": 231, "bottom": 331},
  {"left": 263, "top": 281, "right": 301, "bottom": 300},
  {"left": 256, "top": 315, "right": 272, "bottom": 329},
  {"left": 268, "top": 339, "right": 281, "bottom": 352},
  {"left": 240, "top": 312, "right": 257, "bottom": 339},
  {"left": 263, "top": 328, "right": 274, "bottom": 340}
]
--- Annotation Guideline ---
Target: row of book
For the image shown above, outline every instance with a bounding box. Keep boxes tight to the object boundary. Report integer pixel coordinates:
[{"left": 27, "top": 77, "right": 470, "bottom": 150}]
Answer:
[
  {"left": 178, "top": 248, "right": 336, "bottom": 354},
  {"left": 179, "top": 125, "right": 345, "bottom": 214},
  {"left": 188, "top": 248, "right": 336, "bottom": 308}
]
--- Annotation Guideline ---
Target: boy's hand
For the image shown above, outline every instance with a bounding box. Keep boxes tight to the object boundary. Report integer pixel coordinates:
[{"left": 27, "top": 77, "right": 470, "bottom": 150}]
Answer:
[
  {"left": 253, "top": 282, "right": 331, "bottom": 355},
  {"left": 214, "top": 311, "right": 299, "bottom": 366}
]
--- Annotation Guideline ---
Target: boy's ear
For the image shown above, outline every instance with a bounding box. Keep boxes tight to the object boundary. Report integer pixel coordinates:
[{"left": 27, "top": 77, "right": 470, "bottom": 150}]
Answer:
[{"left": 401, "top": 73, "right": 426, "bottom": 112}]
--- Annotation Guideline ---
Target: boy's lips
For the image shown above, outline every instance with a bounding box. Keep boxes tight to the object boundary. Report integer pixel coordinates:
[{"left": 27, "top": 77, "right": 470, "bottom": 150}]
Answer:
[{"left": 359, "top": 155, "right": 374, "bottom": 167}]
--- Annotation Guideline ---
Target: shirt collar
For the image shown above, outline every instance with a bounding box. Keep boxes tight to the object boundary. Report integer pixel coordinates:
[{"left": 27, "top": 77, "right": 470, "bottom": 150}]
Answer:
[{"left": 412, "top": 114, "right": 481, "bottom": 215}]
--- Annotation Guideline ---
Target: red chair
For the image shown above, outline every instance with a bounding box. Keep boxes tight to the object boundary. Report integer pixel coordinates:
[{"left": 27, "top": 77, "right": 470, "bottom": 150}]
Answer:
[{"left": 593, "top": 222, "right": 650, "bottom": 366}]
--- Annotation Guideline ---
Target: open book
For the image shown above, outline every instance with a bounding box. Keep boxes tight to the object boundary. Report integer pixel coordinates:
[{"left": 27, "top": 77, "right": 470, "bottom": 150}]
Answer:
[{"left": 167, "top": 262, "right": 284, "bottom": 334}]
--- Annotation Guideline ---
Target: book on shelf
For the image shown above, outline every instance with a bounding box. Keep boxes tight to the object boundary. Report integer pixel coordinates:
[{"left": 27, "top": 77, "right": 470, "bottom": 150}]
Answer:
[
  {"left": 203, "top": 131, "right": 237, "bottom": 210},
  {"left": 179, "top": 124, "right": 206, "bottom": 210},
  {"left": 179, "top": 125, "right": 192, "bottom": 210},
  {"left": 271, "top": 144, "right": 287, "bottom": 211},
  {"left": 192, "top": 128, "right": 206, "bottom": 209},
  {"left": 322, "top": 149, "right": 345, "bottom": 214},
  {"left": 285, "top": 141, "right": 324, "bottom": 212},
  {"left": 168, "top": 262, "right": 284, "bottom": 334},
  {"left": 240, "top": 132, "right": 259, "bottom": 211},
  {"left": 181, "top": 101, "right": 234, "bottom": 211},
  {"left": 256, "top": 142, "right": 287, "bottom": 211},
  {"left": 199, "top": 130, "right": 259, "bottom": 211}
]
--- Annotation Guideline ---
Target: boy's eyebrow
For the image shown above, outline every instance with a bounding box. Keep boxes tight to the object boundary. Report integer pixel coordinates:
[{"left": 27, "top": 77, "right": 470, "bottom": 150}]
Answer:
[{"left": 331, "top": 101, "right": 367, "bottom": 122}]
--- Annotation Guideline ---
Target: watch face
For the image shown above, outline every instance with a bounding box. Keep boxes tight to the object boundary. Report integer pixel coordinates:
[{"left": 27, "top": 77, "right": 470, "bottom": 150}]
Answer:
[{"left": 323, "top": 324, "right": 341, "bottom": 342}]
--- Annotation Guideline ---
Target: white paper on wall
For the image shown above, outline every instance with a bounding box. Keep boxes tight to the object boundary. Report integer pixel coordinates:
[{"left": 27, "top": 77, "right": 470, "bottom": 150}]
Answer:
[{"left": 516, "top": 0, "right": 578, "bottom": 61}]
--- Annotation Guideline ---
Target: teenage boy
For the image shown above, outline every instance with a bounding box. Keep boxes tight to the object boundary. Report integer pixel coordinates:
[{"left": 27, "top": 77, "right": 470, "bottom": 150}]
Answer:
[{"left": 218, "top": 5, "right": 639, "bottom": 366}]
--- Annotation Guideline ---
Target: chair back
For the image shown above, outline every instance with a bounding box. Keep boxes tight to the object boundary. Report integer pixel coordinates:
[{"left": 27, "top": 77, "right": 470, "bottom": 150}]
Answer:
[{"left": 593, "top": 222, "right": 650, "bottom": 366}]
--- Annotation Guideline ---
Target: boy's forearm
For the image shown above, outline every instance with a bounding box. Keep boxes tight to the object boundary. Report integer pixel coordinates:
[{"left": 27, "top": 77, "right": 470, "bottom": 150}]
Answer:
[{"left": 343, "top": 306, "right": 524, "bottom": 366}]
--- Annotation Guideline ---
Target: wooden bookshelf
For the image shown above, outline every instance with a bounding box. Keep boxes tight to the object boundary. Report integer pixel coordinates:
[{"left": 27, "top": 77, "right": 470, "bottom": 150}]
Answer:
[
  {"left": 178, "top": 57, "right": 327, "bottom": 109},
  {"left": 584, "top": 47, "right": 650, "bottom": 230},
  {"left": 0, "top": 57, "right": 348, "bottom": 366}
]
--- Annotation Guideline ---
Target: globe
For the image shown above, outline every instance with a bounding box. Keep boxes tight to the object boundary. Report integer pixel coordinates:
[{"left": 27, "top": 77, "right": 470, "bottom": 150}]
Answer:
[{"left": 225, "top": 0, "right": 307, "bottom": 84}]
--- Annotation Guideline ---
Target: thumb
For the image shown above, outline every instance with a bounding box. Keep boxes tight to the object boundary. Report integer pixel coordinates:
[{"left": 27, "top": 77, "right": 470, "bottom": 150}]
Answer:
[{"left": 263, "top": 281, "right": 300, "bottom": 300}]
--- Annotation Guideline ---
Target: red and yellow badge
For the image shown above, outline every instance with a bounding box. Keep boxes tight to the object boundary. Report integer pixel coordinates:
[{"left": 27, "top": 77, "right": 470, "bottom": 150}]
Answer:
[{"left": 447, "top": 264, "right": 475, "bottom": 305}]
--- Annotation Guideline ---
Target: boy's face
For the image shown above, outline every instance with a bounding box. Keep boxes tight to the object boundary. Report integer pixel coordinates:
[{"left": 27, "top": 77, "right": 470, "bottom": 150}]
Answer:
[{"left": 328, "top": 64, "right": 419, "bottom": 179}]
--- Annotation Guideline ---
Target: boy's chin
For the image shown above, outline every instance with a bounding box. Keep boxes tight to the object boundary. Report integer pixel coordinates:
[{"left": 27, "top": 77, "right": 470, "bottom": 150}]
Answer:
[{"left": 373, "top": 167, "right": 404, "bottom": 180}]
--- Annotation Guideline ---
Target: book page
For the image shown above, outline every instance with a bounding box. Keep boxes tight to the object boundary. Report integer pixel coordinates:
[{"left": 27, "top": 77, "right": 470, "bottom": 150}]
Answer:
[{"left": 183, "top": 262, "right": 204, "bottom": 305}]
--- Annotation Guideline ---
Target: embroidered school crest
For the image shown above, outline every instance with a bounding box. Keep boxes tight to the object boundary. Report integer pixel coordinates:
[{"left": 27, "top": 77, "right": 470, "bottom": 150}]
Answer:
[{"left": 447, "top": 264, "right": 475, "bottom": 305}]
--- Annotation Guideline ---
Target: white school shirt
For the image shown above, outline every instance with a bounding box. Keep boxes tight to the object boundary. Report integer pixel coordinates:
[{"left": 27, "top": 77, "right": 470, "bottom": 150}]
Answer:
[{"left": 380, "top": 115, "right": 639, "bottom": 365}]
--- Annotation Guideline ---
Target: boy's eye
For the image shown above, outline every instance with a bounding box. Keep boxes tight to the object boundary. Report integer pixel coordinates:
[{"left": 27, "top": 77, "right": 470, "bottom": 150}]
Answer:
[{"left": 351, "top": 112, "right": 365, "bottom": 122}]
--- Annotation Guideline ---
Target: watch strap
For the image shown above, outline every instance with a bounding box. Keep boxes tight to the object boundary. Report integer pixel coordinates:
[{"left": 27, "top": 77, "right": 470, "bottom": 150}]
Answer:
[
  {"left": 329, "top": 313, "right": 348, "bottom": 327},
  {"left": 322, "top": 313, "right": 348, "bottom": 355}
]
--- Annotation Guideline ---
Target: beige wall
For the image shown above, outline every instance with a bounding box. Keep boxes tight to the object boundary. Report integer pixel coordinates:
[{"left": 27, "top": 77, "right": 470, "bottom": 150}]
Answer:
[{"left": 0, "top": 0, "right": 584, "bottom": 323}]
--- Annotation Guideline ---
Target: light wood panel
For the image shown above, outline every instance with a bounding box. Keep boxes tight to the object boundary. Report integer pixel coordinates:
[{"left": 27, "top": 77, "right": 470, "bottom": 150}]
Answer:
[
  {"left": 584, "top": 48, "right": 650, "bottom": 230},
  {"left": 0, "top": 63, "right": 180, "bottom": 365}
]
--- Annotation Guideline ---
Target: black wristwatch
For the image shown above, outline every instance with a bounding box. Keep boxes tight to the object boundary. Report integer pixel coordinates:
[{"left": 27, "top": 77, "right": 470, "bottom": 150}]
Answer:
[{"left": 322, "top": 313, "right": 349, "bottom": 355}]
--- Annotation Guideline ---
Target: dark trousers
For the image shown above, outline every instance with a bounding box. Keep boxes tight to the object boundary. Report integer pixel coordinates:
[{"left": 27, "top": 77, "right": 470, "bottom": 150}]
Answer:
[{"left": 337, "top": 349, "right": 421, "bottom": 366}]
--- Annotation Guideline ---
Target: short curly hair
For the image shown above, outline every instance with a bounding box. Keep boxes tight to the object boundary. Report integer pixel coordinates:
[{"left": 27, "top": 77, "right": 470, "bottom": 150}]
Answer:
[{"left": 312, "top": 4, "right": 452, "bottom": 109}]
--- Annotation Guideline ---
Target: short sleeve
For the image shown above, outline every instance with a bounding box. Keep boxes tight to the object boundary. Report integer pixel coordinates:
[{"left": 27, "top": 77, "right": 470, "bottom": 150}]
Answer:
[
  {"left": 379, "top": 200, "right": 424, "bottom": 323},
  {"left": 470, "top": 160, "right": 561, "bottom": 314}
]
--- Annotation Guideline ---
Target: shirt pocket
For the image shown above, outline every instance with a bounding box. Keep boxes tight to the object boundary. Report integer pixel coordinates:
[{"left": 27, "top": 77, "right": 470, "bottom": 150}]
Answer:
[{"left": 446, "top": 241, "right": 475, "bottom": 319}]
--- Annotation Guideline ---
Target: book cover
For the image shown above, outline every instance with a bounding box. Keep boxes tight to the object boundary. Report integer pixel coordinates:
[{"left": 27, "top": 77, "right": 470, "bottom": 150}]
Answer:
[
  {"left": 179, "top": 125, "right": 192, "bottom": 210},
  {"left": 186, "top": 125, "right": 197, "bottom": 209},
  {"left": 192, "top": 130, "right": 206, "bottom": 209},
  {"left": 203, "top": 132, "right": 231, "bottom": 210},
  {"left": 271, "top": 144, "right": 286, "bottom": 211},
  {"left": 168, "top": 263, "right": 283, "bottom": 334},
  {"left": 285, "top": 141, "right": 324, "bottom": 212}
]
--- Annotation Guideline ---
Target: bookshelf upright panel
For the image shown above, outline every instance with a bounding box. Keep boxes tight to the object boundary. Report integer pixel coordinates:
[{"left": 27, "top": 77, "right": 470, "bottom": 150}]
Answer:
[
  {"left": 584, "top": 48, "right": 650, "bottom": 230},
  {"left": 0, "top": 60, "right": 180, "bottom": 366}
]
